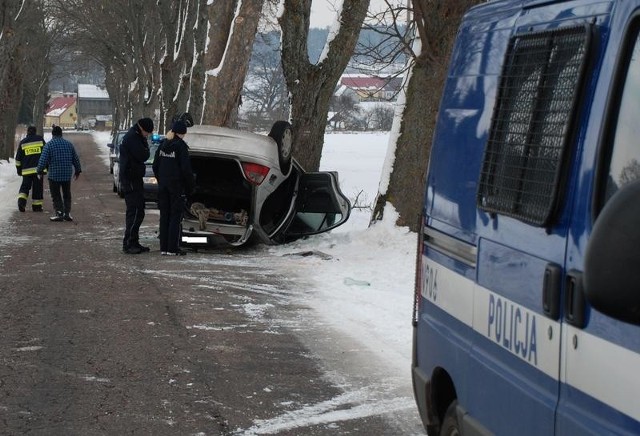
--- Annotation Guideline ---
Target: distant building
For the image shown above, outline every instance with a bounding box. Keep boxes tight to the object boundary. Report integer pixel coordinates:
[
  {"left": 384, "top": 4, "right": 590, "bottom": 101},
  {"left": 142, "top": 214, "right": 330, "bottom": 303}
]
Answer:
[
  {"left": 336, "top": 74, "right": 403, "bottom": 102},
  {"left": 45, "top": 96, "right": 77, "bottom": 129},
  {"left": 76, "top": 84, "right": 112, "bottom": 129}
]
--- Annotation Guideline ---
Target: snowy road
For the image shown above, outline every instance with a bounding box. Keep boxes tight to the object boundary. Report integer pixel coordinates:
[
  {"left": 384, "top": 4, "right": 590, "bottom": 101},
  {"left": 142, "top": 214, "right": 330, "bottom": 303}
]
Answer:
[{"left": 0, "top": 132, "right": 425, "bottom": 434}]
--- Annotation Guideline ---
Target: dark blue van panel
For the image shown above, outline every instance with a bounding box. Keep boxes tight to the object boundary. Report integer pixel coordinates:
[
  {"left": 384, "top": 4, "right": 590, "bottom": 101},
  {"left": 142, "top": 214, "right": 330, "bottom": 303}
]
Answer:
[{"left": 413, "top": 1, "right": 640, "bottom": 435}]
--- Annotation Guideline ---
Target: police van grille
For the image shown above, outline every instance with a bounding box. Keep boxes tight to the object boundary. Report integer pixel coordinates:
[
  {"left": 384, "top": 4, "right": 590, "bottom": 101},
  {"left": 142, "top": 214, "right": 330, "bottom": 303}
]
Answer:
[{"left": 477, "top": 25, "right": 591, "bottom": 226}]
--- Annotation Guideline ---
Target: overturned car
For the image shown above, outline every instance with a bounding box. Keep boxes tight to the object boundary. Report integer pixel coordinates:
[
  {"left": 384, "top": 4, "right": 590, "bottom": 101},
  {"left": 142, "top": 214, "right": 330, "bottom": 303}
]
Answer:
[{"left": 181, "top": 122, "right": 351, "bottom": 246}]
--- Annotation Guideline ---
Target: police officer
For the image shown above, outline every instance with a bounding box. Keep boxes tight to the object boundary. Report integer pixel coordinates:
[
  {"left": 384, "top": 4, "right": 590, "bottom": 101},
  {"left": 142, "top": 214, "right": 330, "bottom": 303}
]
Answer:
[
  {"left": 152, "top": 120, "right": 195, "bottom": 256},
  {"left": 15, "top": 126, "right": 46, "bottom": 212},
  {"left": 120, "top": 117, "right": 153, "bottom": 254}
]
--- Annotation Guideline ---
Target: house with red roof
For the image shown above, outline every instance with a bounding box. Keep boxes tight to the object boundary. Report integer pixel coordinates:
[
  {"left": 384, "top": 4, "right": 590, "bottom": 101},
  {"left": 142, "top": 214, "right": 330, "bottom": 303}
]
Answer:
[
  {"left": 337, "top": 74, "right": 403, "bottom": 102},
  {"left": 45, "top": 95, "right": 77, "bottom": 129}
]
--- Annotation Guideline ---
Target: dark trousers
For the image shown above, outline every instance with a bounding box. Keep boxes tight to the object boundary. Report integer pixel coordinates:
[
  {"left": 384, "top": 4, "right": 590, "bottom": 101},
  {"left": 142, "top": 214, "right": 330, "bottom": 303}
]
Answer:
[
  {"left": 48, "top": 179, "right": 72, "bottom": 214},
  {"left": 123, "top": 188, "right": 145, "bottom": 249},
  {"left": 157, "top": 187, "right": 185, "bottom": 253},
  {"left": 19, "top": 175, "right": 44, "bottom": 207}
]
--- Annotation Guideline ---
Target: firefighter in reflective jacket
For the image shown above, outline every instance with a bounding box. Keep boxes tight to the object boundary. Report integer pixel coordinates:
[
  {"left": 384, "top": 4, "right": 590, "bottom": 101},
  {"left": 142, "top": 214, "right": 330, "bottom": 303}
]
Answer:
[{"left": 15, "top": 126, "right": 46, "bottom": 212}]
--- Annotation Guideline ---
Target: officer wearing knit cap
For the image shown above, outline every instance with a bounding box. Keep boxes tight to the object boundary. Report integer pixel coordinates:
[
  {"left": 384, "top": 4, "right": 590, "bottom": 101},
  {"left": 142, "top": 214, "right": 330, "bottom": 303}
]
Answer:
[
  {"left": 172, "top": 120, "right": 187, "bottom": 135},
  {"left": 152, "top": 118, "right": 194, "bottom": 256},
  {"left": 120, "top": 117, "right": 154, "bottom": 254},
  {"left": 138, "top": 117, "right": 154, "bottom": 135}
]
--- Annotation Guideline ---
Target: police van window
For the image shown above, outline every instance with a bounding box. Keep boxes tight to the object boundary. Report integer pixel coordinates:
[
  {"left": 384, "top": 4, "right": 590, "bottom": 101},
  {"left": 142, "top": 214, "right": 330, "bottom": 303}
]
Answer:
[
  {"left": 477, "top": 26, "right": 591, "bottom": 226},
  {"left": 603, "top": 33, "right": 640, "bottom": 205}
]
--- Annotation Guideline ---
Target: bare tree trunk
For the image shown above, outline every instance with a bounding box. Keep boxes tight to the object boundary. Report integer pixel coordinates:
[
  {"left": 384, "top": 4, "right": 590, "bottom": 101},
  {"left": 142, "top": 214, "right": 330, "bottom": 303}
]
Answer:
[
  {"left": 0, "top": 0, "right": 27, "bottom": 159},
  {"left": 25, "top": 3, "right": 51, "bottom": 135},
  {"left": 279, "top": 0, "right": 370, "bottom": 171},
  {"left": 201, "top": 0, "right": 264, "bottom": 127},
  {"left": 105, "top": 70, "right": 124, "bottom": 130},
  {"left": 0, "top": 57, "right": 24, "bottom": 159},
  {"left": 32, "top": 75, "right": 48, "bottom": 134},
  {"left": 371, "top": 61, "right": 436, "bottom": 229},
  {"left": 157, "top": 0, "right": 208, "bottom": 131},
  {"left": 187, "top": 2, "right": 210, "bottom": 124},
  {"left": 371, "top": 0, "right": 481, "bottom": 231}
]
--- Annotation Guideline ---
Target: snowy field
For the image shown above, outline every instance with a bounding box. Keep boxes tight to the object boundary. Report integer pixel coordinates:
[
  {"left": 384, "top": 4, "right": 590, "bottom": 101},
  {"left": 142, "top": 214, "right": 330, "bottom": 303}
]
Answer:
[{"left": 0, "top": 130, "right": 424, "bottom": 434}]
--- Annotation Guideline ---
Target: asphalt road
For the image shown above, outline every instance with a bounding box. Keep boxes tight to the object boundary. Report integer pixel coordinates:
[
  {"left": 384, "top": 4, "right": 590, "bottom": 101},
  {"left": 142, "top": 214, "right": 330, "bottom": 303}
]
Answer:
[{"left": 0, "top": 132, "right": 425, "bottom": 435}]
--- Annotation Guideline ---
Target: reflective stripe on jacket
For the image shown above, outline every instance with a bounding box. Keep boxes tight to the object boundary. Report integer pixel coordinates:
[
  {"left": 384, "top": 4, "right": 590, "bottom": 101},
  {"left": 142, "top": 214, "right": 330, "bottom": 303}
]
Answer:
[{"left": 15, "top": 135, "right": 46, "bottom": 176}]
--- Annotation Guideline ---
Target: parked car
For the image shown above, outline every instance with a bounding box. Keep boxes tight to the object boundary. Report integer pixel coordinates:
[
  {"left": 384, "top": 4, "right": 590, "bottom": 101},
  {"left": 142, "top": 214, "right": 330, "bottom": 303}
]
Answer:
[
  {"left": 112, "top": 133, "right": 164, "bottom": 199},
  {"left": 142, "top": 136, "right": 163, "bottom": 203},
  {"left": 180, "top": 121, "right": 351, "bottom": 246},
  {"left": 107, "top": 130, "right": 127, "bottom": 174}
]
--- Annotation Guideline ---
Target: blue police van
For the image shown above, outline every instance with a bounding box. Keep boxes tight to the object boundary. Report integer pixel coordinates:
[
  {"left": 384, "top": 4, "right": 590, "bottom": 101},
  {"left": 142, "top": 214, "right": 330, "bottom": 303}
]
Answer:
[{"left": 412, "top": 1, "right": 640, "bottom": 434}]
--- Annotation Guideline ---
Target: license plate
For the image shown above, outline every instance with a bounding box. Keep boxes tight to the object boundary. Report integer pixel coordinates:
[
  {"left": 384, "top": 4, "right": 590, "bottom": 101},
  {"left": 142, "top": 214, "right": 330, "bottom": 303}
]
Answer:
[{"left": 182, "top": 236, "right": 208, "bottom": 244}]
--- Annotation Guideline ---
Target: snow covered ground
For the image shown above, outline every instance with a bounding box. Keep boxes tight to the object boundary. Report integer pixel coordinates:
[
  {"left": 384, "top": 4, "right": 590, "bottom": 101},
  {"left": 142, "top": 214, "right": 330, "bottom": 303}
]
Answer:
[{"left": 0, "top": 130, "right": 424, "bottom": 434}]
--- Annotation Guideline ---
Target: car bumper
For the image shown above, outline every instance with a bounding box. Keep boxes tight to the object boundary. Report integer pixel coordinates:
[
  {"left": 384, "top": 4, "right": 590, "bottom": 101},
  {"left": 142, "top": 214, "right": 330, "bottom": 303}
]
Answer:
[
  {"left": 181, "top": 221, "right": 253, "bottom": 246},
  {"left": 143, "top": 184, "right": 158, "bottom": 203}
]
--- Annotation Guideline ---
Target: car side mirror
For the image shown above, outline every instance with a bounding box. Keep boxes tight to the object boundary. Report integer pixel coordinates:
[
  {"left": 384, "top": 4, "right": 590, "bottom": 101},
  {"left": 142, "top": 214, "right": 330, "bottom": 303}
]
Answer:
[
  {"left": 107, "top": 143, "right": 114, "bottom": 149},
  {"left": 584, "top": 180, "right": 640, "bottom": 325}
]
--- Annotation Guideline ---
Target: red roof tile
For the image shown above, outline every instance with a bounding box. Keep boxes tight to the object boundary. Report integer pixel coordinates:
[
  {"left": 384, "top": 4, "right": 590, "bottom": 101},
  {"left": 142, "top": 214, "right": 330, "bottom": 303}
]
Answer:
[{"left": 46, "top": 96, "right": 76, "bottom": 117}]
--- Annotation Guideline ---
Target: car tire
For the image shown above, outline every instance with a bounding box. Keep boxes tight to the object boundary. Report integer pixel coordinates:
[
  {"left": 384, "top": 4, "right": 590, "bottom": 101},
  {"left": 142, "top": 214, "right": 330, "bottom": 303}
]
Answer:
[
  {"left": 268, "top": 121, "right": 293, "bottom": 175},
  {"left": 439, "top": 401, "right": 460, "bottom": 436}
]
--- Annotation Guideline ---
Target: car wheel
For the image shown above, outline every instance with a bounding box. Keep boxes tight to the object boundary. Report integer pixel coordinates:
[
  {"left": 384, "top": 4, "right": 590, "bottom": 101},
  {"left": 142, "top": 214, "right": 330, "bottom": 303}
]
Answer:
[
  {"left": 439, "top": 401, "right": 460, "bottom": 436},
  {"left": 268, "top": 121, "right": 293, "bottom": 174}
]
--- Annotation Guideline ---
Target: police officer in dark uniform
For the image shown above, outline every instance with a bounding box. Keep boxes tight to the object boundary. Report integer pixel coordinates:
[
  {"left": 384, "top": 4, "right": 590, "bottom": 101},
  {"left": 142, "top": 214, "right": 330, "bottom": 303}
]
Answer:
[
  {"left": 152, "top": 120, "right": 195, "bottom": 256},
  {"left": 120, "top": 117, "right": 153, "bottom": 254},
  {"left": 15, "top": 126, "right": 46, "bottom": 212}
]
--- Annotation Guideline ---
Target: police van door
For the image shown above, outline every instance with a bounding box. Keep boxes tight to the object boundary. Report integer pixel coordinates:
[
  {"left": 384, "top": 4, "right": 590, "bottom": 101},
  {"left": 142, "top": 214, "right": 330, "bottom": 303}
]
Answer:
[
  {"left": 558, "top": 7, "right": 640, "bottom": 434},
  {"left": 472, "top": 19, "right": 596, "bottom": 434}
]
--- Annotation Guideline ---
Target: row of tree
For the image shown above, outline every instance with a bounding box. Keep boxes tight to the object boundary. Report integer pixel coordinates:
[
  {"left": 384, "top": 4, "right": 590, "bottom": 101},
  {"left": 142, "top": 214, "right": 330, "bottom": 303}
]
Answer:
[{"left": 0, "top": 0, "right": 482, "bottom": 231}]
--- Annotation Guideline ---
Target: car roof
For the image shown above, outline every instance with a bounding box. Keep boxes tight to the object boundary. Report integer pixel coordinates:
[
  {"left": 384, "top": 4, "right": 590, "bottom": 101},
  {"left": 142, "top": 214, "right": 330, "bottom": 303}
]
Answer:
[{"left": 186, "top": 125, "right": 279, "bottom": 165}]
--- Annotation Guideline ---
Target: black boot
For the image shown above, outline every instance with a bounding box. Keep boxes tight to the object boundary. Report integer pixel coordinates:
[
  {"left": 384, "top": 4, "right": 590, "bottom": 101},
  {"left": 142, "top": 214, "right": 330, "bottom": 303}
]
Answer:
[
  {"left": 63, "top": 213, "right": 73, "bottom": 221},
  {"left": 18, "top": 198, "right": 26, "bottom": 212},
  {"left": 32, "top": 204, "right": 43, "bottom": 212}
]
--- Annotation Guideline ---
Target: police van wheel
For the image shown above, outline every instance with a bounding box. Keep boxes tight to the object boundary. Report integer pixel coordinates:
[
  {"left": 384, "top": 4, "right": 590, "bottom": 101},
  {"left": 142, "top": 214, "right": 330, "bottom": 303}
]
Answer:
[{"left": 440, "top": 400, "right": 460, "bottom": 436}]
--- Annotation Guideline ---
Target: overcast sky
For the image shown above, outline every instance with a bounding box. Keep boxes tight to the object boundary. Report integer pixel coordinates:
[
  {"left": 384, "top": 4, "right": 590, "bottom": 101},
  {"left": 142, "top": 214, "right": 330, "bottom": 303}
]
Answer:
[{"left": 310, "top": 0, "right": 402, "bottom": 28}]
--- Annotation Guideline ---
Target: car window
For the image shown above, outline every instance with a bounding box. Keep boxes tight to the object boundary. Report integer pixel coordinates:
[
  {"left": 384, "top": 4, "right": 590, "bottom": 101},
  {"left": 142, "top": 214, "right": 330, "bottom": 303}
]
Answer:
[
  {"left": 111, "top": 132, "right": 126, "bottom": 158},
  {"left": 146, "top": 142, "right": 160, "bottom": 164},
  {"left": 476, "top": 25, "right": 592, "bottom": 226},
  {"left": 284, "top": 173, "right": 348, "bottom": 237},
  {"left": 288, "top": 211, "right": 342, "bottom": 234},
  {"left": 602, "top": 31, "right": 640, "bottom": 206}
]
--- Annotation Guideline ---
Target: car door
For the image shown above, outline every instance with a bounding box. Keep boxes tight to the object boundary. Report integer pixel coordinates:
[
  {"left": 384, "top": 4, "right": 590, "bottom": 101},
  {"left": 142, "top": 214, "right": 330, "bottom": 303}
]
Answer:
[
  {"left": 275, "top": 171, "right": 350, "bottom": 242},
  {"left": 467, "top": 17, "right": 597, "bottom": 434},
  {"left": 557, "top": 7, "right": 640, "bottom": 434}
]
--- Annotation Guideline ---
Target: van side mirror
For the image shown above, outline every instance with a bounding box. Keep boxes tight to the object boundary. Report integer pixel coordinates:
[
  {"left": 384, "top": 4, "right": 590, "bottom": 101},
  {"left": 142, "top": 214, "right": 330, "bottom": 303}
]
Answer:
[
  {"left": 107, "top": 142, "right": 114, "bottom": 149},
  {"left": 584, "top": 180, "right": 640, "bottom": 325}
]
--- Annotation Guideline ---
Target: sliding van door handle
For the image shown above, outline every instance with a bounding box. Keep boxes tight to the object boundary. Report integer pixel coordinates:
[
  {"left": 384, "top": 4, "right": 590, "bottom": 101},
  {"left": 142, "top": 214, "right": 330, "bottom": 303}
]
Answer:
[
  {"left": 565, "top": 270, "right": 586, "bottom": 328},
  {"left": 543, "top": 263, "right": 561, "bottom": 320}
]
